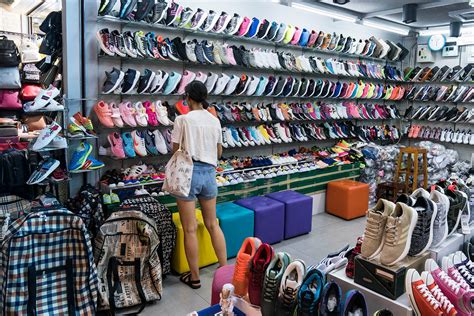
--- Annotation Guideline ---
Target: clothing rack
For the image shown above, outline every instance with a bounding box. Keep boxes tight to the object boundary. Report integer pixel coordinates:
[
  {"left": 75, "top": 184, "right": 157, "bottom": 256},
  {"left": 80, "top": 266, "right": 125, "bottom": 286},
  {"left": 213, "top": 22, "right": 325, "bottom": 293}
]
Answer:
[{"left": 0, "top": 30, "right": 43, "bottom": 39}]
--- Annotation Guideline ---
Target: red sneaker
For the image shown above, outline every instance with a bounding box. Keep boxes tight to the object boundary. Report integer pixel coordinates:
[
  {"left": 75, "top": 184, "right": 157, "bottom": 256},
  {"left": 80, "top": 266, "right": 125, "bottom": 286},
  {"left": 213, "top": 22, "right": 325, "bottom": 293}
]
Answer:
[
  {"left": 248, "top": 243, "right": 274, "bottom": 305},
  {"left": 345, "top": 236, "right": 363, "bottom": 279}
]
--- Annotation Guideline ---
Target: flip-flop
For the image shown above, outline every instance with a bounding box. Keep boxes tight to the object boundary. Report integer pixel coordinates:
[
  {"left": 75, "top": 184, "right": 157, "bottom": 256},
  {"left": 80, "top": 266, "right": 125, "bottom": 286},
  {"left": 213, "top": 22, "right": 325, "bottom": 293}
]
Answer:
[{"left": 179, "top": 272, "right": 201, "bottom": 289}]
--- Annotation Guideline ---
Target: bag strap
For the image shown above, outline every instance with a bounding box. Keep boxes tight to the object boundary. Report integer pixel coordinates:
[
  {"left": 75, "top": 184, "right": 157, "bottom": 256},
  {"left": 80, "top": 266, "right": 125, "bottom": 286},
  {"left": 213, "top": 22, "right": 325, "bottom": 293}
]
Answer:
[{"left": 178, "top": 119, "right": 188, "bottom": 152}]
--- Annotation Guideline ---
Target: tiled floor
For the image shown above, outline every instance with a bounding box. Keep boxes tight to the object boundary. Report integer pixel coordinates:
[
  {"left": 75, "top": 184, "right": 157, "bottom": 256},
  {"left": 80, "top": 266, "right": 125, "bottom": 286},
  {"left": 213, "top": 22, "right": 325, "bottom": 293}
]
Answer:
[{"left": 142, "top": 213, "right": 366, "bottom": 315}]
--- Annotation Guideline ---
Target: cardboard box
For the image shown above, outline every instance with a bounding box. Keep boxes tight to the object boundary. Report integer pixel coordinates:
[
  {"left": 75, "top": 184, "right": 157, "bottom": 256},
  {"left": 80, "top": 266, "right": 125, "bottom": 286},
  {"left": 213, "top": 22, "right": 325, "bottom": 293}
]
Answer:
[{"left": 354, "top": 252, "right": 430, "bottom": 300}]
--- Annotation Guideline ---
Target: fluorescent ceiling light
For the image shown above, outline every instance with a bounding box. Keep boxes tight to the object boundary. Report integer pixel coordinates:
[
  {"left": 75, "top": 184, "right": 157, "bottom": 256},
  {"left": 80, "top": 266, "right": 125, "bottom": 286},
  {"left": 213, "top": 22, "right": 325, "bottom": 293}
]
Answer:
[
  {"left": 419, "top": 27, "right": 450, "bottom": 36},
  {"left": 363, "top": 20, "right": 410, "bottom": 36},
  {"left": 292, "top": 3, "right": 357, "bottom": 23}
]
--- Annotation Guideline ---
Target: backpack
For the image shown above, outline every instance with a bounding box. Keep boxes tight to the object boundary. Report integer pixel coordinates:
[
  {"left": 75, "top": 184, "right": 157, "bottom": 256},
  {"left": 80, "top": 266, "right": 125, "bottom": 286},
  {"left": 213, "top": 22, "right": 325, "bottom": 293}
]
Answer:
[
  {"left": 0, "top": 194, "right": 31, "bottom": 240},
  {"left": 0, "top": 208, "right": 98, "bottom": 315},
  {"left": 94, "top": 210, "right": 162, "bottom": 312},
  {"left": 0, "top": 35, "right": 21, "bottom": 67},
  {"left": 121, "top": 195, "right": 176, "bottom": 276},
  {"left": 66, "top": 184, "right": 105, "bottom": 237}
]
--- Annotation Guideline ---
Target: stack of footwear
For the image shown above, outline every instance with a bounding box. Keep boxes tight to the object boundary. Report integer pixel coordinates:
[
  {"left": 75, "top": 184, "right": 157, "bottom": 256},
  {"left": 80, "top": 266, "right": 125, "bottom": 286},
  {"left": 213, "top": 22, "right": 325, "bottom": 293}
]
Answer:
[
  {"left": 99, "top": 129, "right": 170, "bottom": 159},
  {"left": 407, "top": 125, "right": 474, "bottom": 145},
  {"left": 404, "top": 65, "right": 474, "bottom": 83},
  {"left": 96, "top": 29, "right": 405, "bottom": 81},
  {"left": 101, "top": 67, "right": 406, "bottom": 100},
  {"left": 406, "top": 252, "right": 474, "bottom": 315},
  {"left": 404, "top": 84, "right": 474, "bottom": 103},
  {"left": 99, "top": 163, "right": 165, "bottom": 188},
  {"left": 97, "top": 1, "right": 408, "bottom": 62},
  {"left": 404, "top": 104, "right": 474, "bottom": 123}
]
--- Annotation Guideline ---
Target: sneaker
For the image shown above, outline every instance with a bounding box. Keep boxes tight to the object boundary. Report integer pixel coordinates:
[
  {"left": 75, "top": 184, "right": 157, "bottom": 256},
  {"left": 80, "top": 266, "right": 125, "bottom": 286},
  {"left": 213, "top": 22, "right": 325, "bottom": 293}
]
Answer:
[
  {"left": 121, "top": 132, "right": 136, "bottom": 158},
  {"left": 68, "top": 142, "right": 93, "bottom": 171},
  {"left": 107, "top": 132, "right": 126, "bottom": 159},
  {"left": 248, "top": 243, "right": 274, "bottom": 306},
  {"left": 121, "top": 68, "right": 141, "bottom": 94},
  {"left": 445, "top": 189, "right": 467, "bottom": 236},
  {"left": 27, "top": 158, "right": 60, "bottom": 185},
  {"left": 146, "top": 0, "right": 168, "bottom": 24},
  {"left": 425, "top": 258, "right": 474, "bottom": 314},
  {"left": 96, "top": 28, "right": 115, "bottom": 56},
  {"left": 319, "top": 281, "right": 343, "bottom": 316},
  {"left": 102, "top": 67, "right": 125, "bottom": 94},
  {"left": 342, "top": 290, "right": 367, "bottom": 316},
  {"left": 379, "top": 202, "right": 418, "bottom": 266},
  {"left": 296, "top": 268, "right": 324, "bottom": 315},
  {"left": 98, "top": 0, "right": 117, "bottom": 16},
  {"left": 429, "top": 189, "right": 450, "bottom": 248},
  {"left": 144, "top": 130, "right": 159, "bottom": 155},
  {"left": 134, "top": 0, "right": 155, "bottom": 21},
  {"left": 420, "top": 271, "right": 457, "bottom": 316},
  {"left": 261, "top": 252, "right": 292, "bottom": 316},
  {"left": 164, "top": 1, "right": 183, "bottom": 26},
  {"left": 405, "top": 269, "right": 443, "bottom": 316},
  {"left": 232, "top": 237, "right": 262, "bottom": 297},
  {"left": 442, "top": 254, "right": 474, "bottom": 289},
  {"left": 361, "top": 199, "right": 395, "bottom": 259},
  {"left": 200, "top": 10, "right": 219, "bottom": 32},
  {"left": 408, "top": 195, "right": 437, "bottom": 256},
  {"left": 32, "top": 121, "right": 62, "bottom": 151},
  {"left": 131, "top": 130, "right": 147, "bottom": 157},
  {"left": 162, "top": 71, "right": 182, "bottom": 95},
  {"left": 274, "top": 260, "right": 306, "bottom": 315}
]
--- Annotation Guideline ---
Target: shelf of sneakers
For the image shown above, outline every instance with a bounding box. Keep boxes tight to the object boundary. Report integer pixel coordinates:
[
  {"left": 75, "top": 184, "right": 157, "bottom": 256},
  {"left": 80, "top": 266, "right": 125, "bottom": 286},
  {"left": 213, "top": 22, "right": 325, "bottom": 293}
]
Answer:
[
  {"left": 404, "top": 84, "right": 474, "bottom": 104},
  {"left": 97, "top": 47, "right": 406, "bottom": 84},
  {"left": 405, "top": 125, "right": 474, "bottom": 146},
  {"left": 403, "top": 104, "right": 474, "bottom": 125},
  {"left": 402, "top": 65, "right": 474, "bottom": 84},
  {"left": 96, "top": 16, "right": 401, "bottom": 65}
]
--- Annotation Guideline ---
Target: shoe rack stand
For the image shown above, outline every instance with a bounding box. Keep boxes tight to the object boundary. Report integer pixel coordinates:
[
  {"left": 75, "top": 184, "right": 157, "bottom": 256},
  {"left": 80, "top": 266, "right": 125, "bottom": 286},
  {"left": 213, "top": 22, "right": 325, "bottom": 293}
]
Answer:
[{"left": 93, "top": 16, "right": 405, "bottom": 174}]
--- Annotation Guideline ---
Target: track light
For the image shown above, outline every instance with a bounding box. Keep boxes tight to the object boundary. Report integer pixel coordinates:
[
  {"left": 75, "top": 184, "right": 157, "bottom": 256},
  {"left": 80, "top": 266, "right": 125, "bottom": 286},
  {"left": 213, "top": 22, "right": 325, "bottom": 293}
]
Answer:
[
  {"left": 362, "top": 20, "right": 410, "bottom": 36},
  {"left": 292, "top": 3, "right": 357, "bottom": 23}
]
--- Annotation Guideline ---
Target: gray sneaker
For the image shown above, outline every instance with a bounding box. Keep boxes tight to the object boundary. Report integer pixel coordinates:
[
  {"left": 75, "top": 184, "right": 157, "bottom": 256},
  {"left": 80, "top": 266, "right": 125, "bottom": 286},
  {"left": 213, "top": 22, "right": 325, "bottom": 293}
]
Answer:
[
  {"left": 178, "top": 7, "right": 194, "bottom": 27},
  {"left": 200, "top": 10, "right": 217, "bottom": 32},
  {"left": 380, "top": 202, "right": 417, "bottom": 266},
  {"left": 261, "top": 252, "right": 291, "bottom": 316},
  {"left": 445, "top": 189, "right": 467, "bottom": 236},
  {"left": 273, "top": 23, "right": 287, "bottom": 43},
  {"left": 185, "top": 40, "right": 197, "bottom": 62},
  {"left": 224, "top": 13, "right": 242, "bottom": 35},
  {"left": 102, "top": 67, "right": 125, "bottom": 94},
  {"left": 145, "top": 0, "right": 168, "bottom": 24},
  {"left": 361, "top": 199, "right": 395, "bottom": 259},
  {"left": 408, "top": 196, "right": 436, "bottom": 256},
  {"left": 430, "top": 189, "right": 450, "bottom": 248},
  {"left": 190, "top": 8, "right": 206, "bottom": 30}
]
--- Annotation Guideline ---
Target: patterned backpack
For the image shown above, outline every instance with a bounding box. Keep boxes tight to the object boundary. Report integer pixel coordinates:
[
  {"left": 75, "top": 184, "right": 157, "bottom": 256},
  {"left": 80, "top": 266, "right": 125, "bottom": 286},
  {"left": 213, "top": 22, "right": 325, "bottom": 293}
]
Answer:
[
  {"left": 121, "top": 195, "right": 176, "bottom": 275},
  {"left": 94, "top": 210, "right": 162, "bottom": 312},
  {"left": 0, "top": 208, "right": 98, "bottom": 315}
]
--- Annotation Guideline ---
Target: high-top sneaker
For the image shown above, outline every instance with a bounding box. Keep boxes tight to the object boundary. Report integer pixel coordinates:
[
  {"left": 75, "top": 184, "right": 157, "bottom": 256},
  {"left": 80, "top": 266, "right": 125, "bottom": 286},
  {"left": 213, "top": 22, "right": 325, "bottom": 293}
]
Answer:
[
  {"left": 261, "top": 252, "right": 291, "bottom": 316},
  {"left": 248, "top": 243, "right": 274, "bottom": 305}
]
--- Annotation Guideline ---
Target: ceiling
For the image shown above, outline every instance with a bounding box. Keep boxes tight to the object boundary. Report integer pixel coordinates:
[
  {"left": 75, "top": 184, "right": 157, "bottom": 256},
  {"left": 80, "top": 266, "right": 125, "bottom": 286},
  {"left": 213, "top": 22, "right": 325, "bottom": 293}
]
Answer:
[{"left": 316, "top": 0, "right": 474, "bottom": 29}]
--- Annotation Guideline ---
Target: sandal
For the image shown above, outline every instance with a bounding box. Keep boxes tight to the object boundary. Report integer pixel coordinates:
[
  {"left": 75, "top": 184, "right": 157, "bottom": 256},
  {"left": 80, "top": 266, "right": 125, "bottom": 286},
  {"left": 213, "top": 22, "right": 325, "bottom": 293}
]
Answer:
[{"left": 180, "top": 272, "right": 201, "bottom": 289}]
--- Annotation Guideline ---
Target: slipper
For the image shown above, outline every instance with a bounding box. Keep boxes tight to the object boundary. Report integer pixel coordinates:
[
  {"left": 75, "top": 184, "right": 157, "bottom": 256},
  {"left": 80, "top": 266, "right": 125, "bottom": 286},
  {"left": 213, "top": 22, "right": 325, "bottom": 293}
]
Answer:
[{"left": 180, "top": 272, "right": 201, "bottom": 289}]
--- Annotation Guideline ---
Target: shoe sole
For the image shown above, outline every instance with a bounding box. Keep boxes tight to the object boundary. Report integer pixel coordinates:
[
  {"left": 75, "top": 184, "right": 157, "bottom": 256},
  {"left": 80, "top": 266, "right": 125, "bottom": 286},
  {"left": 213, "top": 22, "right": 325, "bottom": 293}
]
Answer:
[{"left": 405, "top": 269, "right": 422, "bottom": 316}]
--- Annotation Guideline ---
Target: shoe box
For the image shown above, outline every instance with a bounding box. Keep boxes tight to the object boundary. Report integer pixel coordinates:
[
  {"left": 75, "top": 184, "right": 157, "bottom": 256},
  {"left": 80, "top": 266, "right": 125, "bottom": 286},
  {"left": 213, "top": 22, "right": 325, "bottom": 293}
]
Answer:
[
  {"left": 354, "top": 252, "right": 430, "bottom": 300},
  {"left": 429, "top": 233, "right": 465, "bottom": 265}
]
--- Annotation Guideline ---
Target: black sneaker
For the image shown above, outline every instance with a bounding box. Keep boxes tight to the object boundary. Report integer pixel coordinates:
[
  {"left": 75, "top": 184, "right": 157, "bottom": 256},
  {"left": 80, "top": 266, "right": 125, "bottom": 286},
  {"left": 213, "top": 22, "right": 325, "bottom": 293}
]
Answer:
[
  {"left": 282, "top": 77, "right": 294, "bottom": 97},
  {"left": 172, "top": 37, "right": 188, "bottom": 61},
  {"left": 305, "top": 79, "right": 316, "bottom": 97},
  {"left": 137, "top": 69, "right": 155, "bottom": 94},
  {"left": 232, "top": 45, "right": 244, "bottom": 66},
  {"left": 264, "top": 76, "right": 277, "bottom": 95},
  {"left": 445, "top": 189, "right": 467, "bottom": 236},
  {"left": 239, "top": 46, "right": 251, "bottom": 68},
  {"left": 134, "top": 0, "right": 155, "bottom": 21},
  {"left": 234, "top": 75, "right": 249, "bottom": 95},
  {"left": 166, "top": 38, "right": 182, "bottom": 61},
  {"left": 102, "top": 67, "right": 125, "bottom": 94},
  {"left": 343, "top": 290, "right": 367, "bottom": 316},
  {"left": 442, "top": 107, "right": 459, "bottom": 121},
  {"left": 146, "top": 0, "right": 168, "bottom": 23},
  {"left": 97, "top": 28, "right": 115, "bottom": 56},
  {"left": 397, "top": 42, "right": 409, "bottom": 61},
  {"left": 273, "top": 76, "right": 287, "bottom": 96},
  {"left": 165, "top": 1, "right": 183, "bottom": 26},
  {"left": 119, "top": 0, "right": 138, "bottom": 19},
  {"left": 408, "top": 195, "right": 436, "bottom": 256},
  {"left": 121, "top": 68, "right": 141, "bottom": 94},
  {"left": 202, "top": 40, "right": 215, "bottom": 64},
  {"left": 298, "top": 78, "right": 308, "bottom": 97},
  {"left": 257, "top": 19, "right": 271, "bottom": 39},
  {"left": 110, "top": 30, "right": 126, "bottom": 57},
  {"left": 98, "top": 0, "right": 118, "bottom": 16}
]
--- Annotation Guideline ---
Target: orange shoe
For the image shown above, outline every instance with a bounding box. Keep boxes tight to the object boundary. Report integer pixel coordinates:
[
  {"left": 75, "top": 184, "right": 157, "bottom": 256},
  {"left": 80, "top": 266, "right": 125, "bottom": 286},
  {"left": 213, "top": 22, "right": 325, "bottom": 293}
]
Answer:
[
  {"left": 405, "top": 269, "right": 443, "bottom": 316},
  {"left": 279, "top": 103, "right": 290, "bottom": 121},
  {"left": 207, "top": 105, "right": 217, "bottom": 118},
  {"left": 175, "top": 100, "right": 190, "bottom": 115},
  {"left": 232, "top": 237, "right": 262, "bottom": 297}
]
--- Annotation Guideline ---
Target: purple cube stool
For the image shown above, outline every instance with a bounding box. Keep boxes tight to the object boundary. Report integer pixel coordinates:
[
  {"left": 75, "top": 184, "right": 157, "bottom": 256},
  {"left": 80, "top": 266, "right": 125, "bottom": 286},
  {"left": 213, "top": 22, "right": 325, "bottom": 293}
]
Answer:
[
  {"left": 211, "top": 264, "right": 235, "bottom": 305},
  {"left": 266, "top": 190, "right": 313, "bottom": 239},
  {"left": 234, "top": 196, "right": 285, "bottom": 244}
]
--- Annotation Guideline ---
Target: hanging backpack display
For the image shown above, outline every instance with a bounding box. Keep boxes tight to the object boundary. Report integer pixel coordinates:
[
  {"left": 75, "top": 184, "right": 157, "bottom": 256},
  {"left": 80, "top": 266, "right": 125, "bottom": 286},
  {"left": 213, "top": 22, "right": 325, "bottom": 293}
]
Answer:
[
  {"left": 94, "top": 210, "right": 162, "bottom": 312},
  {"left": 0, "top": 208, "right": 98, "bottom": 315},
  {"left": 121, "top": 194, "right": 177, "bottom": 276},
  {"left": 0, "top": 35, "right": 21, "bottom": 67}
]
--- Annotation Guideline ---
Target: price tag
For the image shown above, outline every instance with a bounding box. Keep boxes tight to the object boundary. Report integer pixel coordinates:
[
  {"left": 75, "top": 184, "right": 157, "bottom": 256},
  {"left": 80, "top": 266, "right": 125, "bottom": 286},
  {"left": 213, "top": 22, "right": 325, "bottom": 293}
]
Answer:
[
  {"left": 461, "top": 214, "right": 471, "bottom": 235},
  {"left": 45, "top": 55, "right": 51, "bottom": 64}
]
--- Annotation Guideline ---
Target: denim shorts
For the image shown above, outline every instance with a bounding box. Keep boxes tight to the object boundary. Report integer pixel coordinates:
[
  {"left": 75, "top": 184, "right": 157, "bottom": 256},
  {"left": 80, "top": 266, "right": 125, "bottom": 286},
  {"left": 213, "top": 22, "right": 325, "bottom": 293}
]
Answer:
[{"left": 176, "top": 161, "right": 218, "bottom": 201}]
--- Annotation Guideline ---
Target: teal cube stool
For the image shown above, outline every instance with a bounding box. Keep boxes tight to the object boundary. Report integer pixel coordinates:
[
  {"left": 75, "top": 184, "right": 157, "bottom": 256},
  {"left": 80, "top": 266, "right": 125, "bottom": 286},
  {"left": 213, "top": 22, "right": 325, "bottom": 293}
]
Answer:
[{"left": 216, "top": 202, "right": 254, "bottom": 259}]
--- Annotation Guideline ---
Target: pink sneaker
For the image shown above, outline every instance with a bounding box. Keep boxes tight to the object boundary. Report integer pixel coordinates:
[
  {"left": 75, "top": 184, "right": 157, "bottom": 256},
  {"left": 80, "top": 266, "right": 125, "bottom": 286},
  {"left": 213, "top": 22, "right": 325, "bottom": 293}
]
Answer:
[
  {"left": 290, "top": 27, "right": 302, "bottom": 45},
  {"left": 93, "top": 101, "right": 114, "bottom": 128},
  {"left": 119, "top": 102, "right": 137, "bottom": 127},
  {"left": 238, "top": 17, "right": 251, "bottom": 36},
  {"left": 442, "top": 258, "right": 471, "bottom": 291},
  {"left": 176, "top": 70, "right": 196, "bottom": 95},
  {"left": 133, "top": 102, "right": 149, "bottom": 127},
  {"left": 107, "top": 132, "right": 125, "bottom": 159},
  {"left": 426, "top": 258, "right": 474, "bottom": 315},
  {"left": 225, "top": 45, "right": 237, "bottom": 65},
  {"left": 143, "top": 101, "right": 159, "bottom": 126},
  {"left": 306, "top": 103, "right": 317, "bottom": 120},
  {"left": 110, "top": 102, "right": 124, "bottom": 127}
]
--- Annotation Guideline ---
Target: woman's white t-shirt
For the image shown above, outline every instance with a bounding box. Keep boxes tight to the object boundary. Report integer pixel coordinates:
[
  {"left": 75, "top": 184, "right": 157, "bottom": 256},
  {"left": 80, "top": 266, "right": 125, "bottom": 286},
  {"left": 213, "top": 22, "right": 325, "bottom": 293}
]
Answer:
[{"left": 171, "top": 110, "right": 222, "bottom": 166}]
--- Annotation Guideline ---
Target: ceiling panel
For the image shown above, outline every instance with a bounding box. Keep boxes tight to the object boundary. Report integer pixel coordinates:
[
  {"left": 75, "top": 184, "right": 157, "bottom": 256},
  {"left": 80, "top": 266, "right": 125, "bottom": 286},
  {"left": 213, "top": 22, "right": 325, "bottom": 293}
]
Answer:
[{"left": 318, "top": 0, "right": 434, "bottom": 14}]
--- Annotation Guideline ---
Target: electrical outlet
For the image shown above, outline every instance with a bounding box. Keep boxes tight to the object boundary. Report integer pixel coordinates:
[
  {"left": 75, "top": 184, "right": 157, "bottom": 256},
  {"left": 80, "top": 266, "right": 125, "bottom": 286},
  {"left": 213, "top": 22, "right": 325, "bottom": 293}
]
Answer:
[
  {"left": 417, "top": 44, "right": 434, "bottom": 63},
  {"left": 442, "top": 44, "right": 459, "bottom": 57}
]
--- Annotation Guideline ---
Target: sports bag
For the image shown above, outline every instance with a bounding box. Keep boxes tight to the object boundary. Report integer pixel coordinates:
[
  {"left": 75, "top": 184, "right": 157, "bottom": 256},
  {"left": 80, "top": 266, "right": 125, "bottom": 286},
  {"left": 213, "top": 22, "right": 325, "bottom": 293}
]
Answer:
[
  {"left": 162, "top": 119, "right": 193, "bottom": 197},
  {"left": 0, "top": 35, "right": 20, "bottom": 67},
  {"left": 121, "top": 195, "right": 177, "bottom": 276},
  {"left": 0, "top": 208, "right": 98, "bottom": 315},
  {"left": 94, "top": 210, "right": 162, "bottom": 312}
]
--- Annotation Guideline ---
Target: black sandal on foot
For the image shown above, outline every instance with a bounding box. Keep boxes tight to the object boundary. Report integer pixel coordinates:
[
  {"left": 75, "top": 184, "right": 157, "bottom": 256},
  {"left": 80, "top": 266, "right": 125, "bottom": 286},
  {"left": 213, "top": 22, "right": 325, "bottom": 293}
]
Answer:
[{"left": 180, "top": 272, "right": 201, "bottom": 289}]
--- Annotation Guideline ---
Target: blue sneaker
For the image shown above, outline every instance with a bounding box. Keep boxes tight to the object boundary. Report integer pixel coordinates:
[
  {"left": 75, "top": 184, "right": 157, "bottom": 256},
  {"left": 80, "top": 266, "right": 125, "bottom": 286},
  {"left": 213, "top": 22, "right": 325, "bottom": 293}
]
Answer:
[
  {"left": 85, "top": 156, "right": 105, "bottom": 170},
  {"left": 194, "top": 41, "right": 207, "bottom": 64},
  {"left": 297, "top": 268, "right": 324, "bottom": 315},
  {"left": 325, "top": 59, "right": 336, "bottom": 74},
  {"left": 319, "top": 281, "right": 343, "bottom": 316},
  {"left": 69, "top": 142, "right": 92, "bottom": 171},
  {"left": 201, "top": 40, "right": 215, "bottom": 64},
  {"left": 144, "top": 130, "right": 159, "bottom": 155},
  {"left": 121, "top": 132, "right": 136, "bottom": 158},
  {"left": 254, "top": 76, "right": 268, "bottom": 96},
  {"left": 162, "top": 72, "right": 182, "bottom": 95},
  {"left": 119, "top": 0, "right": 138, "bottom": 19},
  {"left": 266, "top": 21, "right": 279, "bottom": 41},
  {"left": 229, "top": 127, "right": 242, "bottom": 147},
  {"left": 245, "top": 18, "right": 260, "bottom": 38},
  {"left": 299, "top": 28, "right": 310, "bottom": 46}
]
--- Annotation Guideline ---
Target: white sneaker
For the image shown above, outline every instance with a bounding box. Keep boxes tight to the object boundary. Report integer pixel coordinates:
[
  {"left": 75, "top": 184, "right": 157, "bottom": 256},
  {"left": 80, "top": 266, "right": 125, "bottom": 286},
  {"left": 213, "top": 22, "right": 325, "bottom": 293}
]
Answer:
[
  {"left": 133, "top": 102, "right": 148, "bottom": 127},
  {"left": 131, "top": 130, "right": 147, "bottom": 157},
  {"left": 246, "top": 76, "right": 260, "bottom": 96},
  {"left": 278, "top": 260, "right": 306, "bottom": 306},
  {"left": 223, "top": 75, "right": 240, "bottom": 95},
  {"left": 152, "top": 129, "right": 168, "bottom": 154},
  {"left": 212, "top": 73, "right": 231, "bottom": 95},
  {"left": 149, "top": 71, "right": 169, "bottom": 93},
  {"left": 205, "top": 72, "right": 219, "bottom": 93},
  {"left": 32, "top": 121, "right": 62, "bottom": 151},
  {"left": 29, "top": 85, "right": 61, "bottom": 111},
  {"left": 155, "top": 101, "right": 173, "bottom": 126}
]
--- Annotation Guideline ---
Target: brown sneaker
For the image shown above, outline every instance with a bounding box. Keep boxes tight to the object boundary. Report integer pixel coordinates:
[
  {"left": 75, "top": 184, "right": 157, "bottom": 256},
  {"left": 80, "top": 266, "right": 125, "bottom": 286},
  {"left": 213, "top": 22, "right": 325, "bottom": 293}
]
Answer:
[
  {"left": 380, "top": 202, "right": 418, "bottom": 266},
  {"left": 361, "top": 199, "right": 395, "bottom": 259}
]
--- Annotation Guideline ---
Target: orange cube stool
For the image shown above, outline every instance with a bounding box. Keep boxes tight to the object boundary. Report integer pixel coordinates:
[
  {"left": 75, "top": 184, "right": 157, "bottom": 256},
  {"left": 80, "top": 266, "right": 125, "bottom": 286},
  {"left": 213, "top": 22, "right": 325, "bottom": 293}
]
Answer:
[{"left": 326, "top": 180, "right": 369, "bottom": 220}]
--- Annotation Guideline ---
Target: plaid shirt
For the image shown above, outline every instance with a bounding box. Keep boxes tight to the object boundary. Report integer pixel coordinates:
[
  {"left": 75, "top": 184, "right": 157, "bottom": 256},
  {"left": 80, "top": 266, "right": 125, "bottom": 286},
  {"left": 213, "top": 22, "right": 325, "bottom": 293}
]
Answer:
[{"left": 0, "top": 208, "right": 98, "bottom": 315}]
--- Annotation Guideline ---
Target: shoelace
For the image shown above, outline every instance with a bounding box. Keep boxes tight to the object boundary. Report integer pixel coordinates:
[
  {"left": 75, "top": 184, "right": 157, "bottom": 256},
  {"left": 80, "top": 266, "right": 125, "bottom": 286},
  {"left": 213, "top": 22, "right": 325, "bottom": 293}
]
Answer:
[
  {"left": 449, "top": 268, "right": 470, "bottom": 289},
  {"left": 455, "top": 265, "right": 474, "bottom": 284},
  {"left": 364, "top": 214, "right": 384, "bottom": 239},
  {"left": 429, "top": 283, "right": 455, "bottom": 312},
  {"left": 234, "top": 256, "right": 248, "bottom": 280},
  {"left": 416, "top": 284, "right": 441, "bottom": 309},
  {"left": 384, "top": 220, "right": 399, "bottom": 246},
  {"left": 280, "top": 287, "right": 297, "bottom": 308},
  {"left": 298, "top": 290, "right": 316, "bottom": 314},
  {"left": 438, "top": 270, "right": 461, "bottom": 294}
]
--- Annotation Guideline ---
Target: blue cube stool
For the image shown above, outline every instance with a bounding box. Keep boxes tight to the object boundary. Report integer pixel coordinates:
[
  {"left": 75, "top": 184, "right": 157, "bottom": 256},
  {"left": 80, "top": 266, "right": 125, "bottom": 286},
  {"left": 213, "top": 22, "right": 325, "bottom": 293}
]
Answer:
[
  {"left": 234, "top": 196, "right": 284, "bottom": 244},
  {"left": 266, "top": 190, "right": 313, "bottom": 239},
  {"left": 216, "top": 202, "right": 254, "bottom": 259}
]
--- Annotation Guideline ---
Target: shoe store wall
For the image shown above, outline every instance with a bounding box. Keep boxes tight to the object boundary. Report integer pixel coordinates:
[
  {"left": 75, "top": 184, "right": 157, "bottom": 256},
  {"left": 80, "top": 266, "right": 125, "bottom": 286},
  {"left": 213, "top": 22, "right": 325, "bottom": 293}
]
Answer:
[{"left": 414, "top": 33, "right": 474, "bottom": 161}]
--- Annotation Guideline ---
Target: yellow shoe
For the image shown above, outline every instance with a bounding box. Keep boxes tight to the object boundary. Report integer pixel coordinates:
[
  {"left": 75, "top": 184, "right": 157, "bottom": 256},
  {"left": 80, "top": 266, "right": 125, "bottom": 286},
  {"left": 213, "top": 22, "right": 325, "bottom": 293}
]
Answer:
[
  {"left": 283, "top": 25, "right": 295, "bottom": 44},
  {"left": 355, "top": 81, "right": 364, "bottom": 98},
  {"left": 258, "top": 125, "right": 271, "bottom": 143}
]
